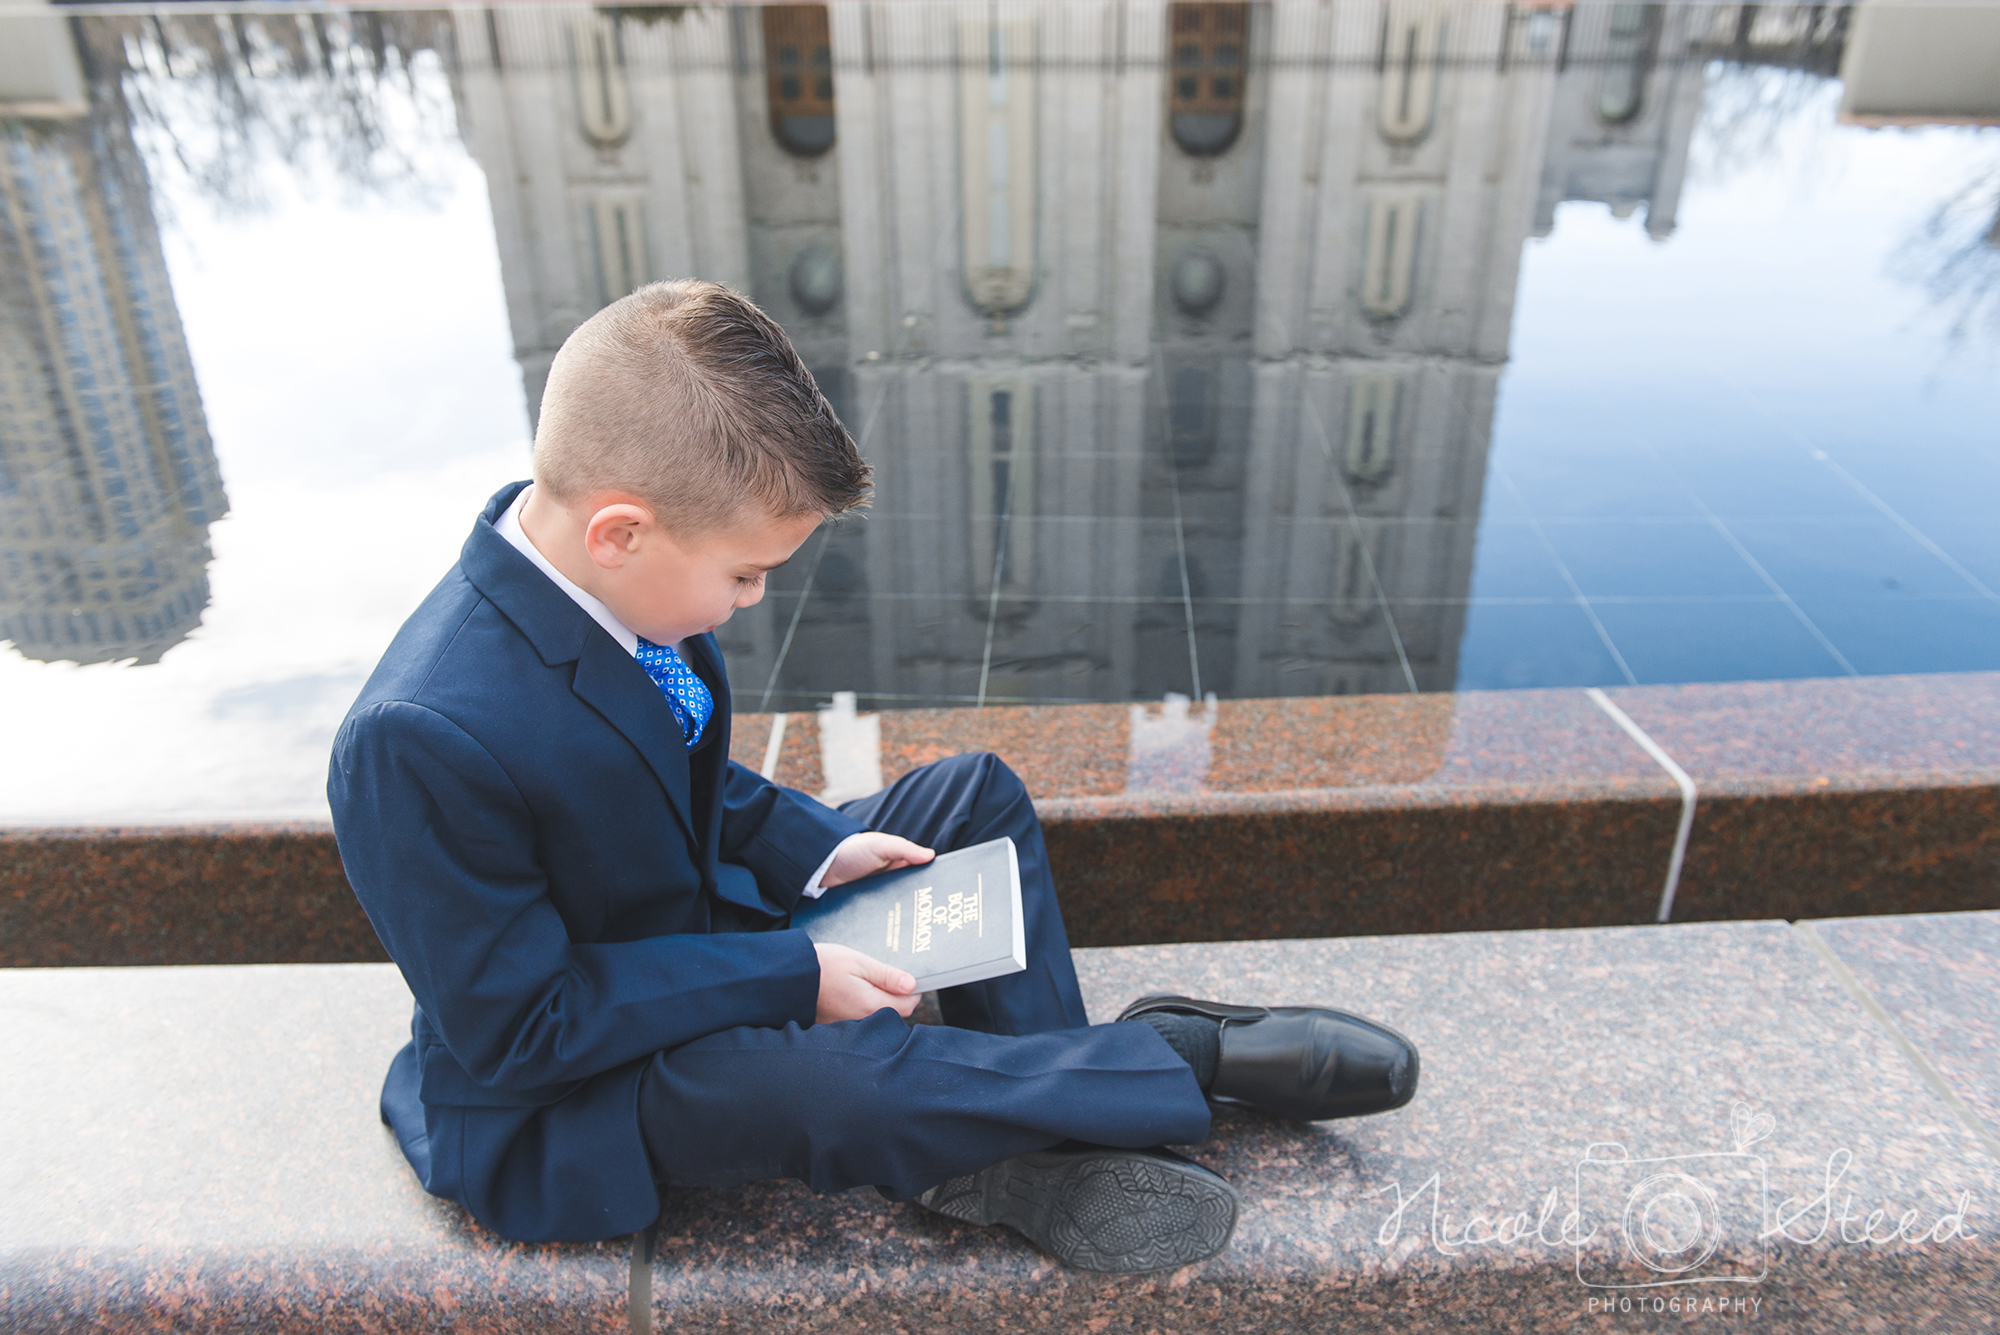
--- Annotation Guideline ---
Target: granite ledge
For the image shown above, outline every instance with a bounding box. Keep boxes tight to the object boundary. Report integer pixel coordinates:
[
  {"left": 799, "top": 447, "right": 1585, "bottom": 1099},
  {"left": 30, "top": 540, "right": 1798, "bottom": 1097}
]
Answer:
[
  {"left": 7, "top": 673, "right": 1998, "bottom": 968},
  {"left": 1034, "top": 774, "right": 1677, "bottom": 821},
  {"left": 4, "top": 919, "right": 1998, "bottom": 1333},
  {"left": 1686, "top": 768, "right": 2000, "bottom": 800},
  {"left": 1805, "top": 910, "right": 2000, "bottom": 1143},
  {"left": 0, "top": 826, "right": 386, "bottom": 969},
  {"left": 0, "top": 822, "right": 336, "bottom": 838}
]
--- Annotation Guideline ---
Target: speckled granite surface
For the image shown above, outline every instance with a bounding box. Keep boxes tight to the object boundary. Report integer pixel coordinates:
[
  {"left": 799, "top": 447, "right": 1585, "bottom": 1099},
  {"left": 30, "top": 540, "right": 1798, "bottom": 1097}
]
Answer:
[
  {"left": 1809, "top": 910, "right": 2000, "bottom": 1139},
  {"left": 1604, "top": 673, "right": 2000, "bottom": 789},
  {"left": 642, "top": 925, "right": 2000, "bottom": 1332},
  {"left": 732, "top": 676, "right": 1998, "bottom": 947},
  {"left": 0, "top": 827, "right": 381, "bottom": 969},
  {"left": 4, "top": 924, "right": 1996, "bottom": 1332},
  {"left": 739, "top": 685, "right": 1668, "bottom": 804},
  {"left": 1038, "top": 791, "right": 1681, "bottom": 945},
  {"left": 8, "top": 675, "right": 1997, "bottom": 968},
  {"left": 0, "top": 963, "right": 627, "bottom": 1333},
  {"left": 1604, "top": 675, "right": 2000, "bottom": 924},
  {"left": 737, "top": 689, "right": 1688, "bottom": 946},
  {"left": 1669, "top": 784, "right": 2000, "bottom": 924}
]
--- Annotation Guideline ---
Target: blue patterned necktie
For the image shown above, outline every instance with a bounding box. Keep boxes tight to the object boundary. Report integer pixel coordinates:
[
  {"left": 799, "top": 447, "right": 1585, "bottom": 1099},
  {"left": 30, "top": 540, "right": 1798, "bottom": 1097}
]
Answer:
[{"left": 634, "top": 638, "right": 714, "bottom": 748}]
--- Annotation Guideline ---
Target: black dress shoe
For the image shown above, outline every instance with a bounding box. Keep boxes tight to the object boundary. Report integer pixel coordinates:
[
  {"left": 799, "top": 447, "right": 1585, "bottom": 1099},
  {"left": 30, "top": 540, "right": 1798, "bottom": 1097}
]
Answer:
[
  {"left": 1117, "top": 995, "right": 1419, "bottom": 1122},
  {"left": 917, "top": 1143, "right": 1238, "bottom": 1273}
]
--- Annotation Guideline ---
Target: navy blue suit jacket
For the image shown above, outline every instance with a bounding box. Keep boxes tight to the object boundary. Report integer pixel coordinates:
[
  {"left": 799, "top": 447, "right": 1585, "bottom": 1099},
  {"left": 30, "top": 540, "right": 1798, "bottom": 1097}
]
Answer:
[{"left": 328, "top": 481, "right": 863, "bottom": 1242}]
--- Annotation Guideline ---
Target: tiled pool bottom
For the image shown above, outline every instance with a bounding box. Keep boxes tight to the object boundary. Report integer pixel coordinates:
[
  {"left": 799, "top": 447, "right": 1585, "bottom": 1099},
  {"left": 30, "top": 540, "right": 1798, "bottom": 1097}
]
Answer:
[
  {"left": 5, "top": 670, "right": 1995, "bottom": 970},
  {"left": 732, "top": 420, "right": 2000, "bottom": 715},
  {"left": 1459, "top": 446, "right": 2000, "bottom": 690}
]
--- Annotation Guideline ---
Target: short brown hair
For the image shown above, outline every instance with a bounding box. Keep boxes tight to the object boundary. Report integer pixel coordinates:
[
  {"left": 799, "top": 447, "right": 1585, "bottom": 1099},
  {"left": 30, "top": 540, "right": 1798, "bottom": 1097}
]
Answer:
[{"left": 532, "top": 280, "right": 870, "bottom": 532}]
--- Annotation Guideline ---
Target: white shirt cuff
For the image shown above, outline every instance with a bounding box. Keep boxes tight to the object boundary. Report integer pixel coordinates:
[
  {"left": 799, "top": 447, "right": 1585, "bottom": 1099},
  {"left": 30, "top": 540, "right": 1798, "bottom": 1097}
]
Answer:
[{"left": 800, "top": 837, "right": 858, "bottom": 900}]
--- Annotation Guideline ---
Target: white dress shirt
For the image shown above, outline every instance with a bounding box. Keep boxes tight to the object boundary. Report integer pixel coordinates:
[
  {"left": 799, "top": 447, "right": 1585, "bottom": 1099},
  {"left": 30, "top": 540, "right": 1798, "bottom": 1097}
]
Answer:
[{"left": 495, "top": 485, "right": 843, "bottom": 898}]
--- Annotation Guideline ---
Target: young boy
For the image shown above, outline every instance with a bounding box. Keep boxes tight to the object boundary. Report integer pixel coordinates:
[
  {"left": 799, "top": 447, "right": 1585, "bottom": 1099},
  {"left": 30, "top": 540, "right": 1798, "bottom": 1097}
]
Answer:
[{"left": 329, "top": 280, "right": 1418, "bottom": 1273}]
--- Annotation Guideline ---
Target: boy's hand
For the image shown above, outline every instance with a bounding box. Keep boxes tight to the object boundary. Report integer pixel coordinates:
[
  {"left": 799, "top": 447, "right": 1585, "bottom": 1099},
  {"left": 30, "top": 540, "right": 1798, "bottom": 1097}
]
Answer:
[
  {"left": 818, "top": 832, "right": 935, "bottom": 890},
  {"left": 814, "top": 943, "right": 919, "bottom": 1023}
]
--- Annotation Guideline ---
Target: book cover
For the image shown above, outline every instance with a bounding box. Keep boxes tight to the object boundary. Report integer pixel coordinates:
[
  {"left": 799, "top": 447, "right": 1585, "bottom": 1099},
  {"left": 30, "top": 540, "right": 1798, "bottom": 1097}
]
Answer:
[{"left": 789, "top": 836, "right": 1026, "bottom": 992}]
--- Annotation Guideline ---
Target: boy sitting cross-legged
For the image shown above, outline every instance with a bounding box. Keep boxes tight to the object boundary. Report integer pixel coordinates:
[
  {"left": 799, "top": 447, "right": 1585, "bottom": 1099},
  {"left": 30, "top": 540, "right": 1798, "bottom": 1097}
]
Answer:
[{"left": 329, "top": 279, "right": 1419, "bottom": 1272}]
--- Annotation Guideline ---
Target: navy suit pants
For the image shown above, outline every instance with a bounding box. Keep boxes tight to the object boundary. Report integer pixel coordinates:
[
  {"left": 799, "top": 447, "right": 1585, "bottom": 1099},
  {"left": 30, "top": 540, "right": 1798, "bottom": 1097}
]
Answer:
[{"left": 636, "top": 752, "right": 1213, "bottom": 1200}]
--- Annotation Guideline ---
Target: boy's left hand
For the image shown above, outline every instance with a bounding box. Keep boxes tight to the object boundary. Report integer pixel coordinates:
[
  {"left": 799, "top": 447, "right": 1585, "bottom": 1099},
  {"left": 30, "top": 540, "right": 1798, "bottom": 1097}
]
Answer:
[{"left": 819, "top": 832, "right": 935, "bottom": 890}]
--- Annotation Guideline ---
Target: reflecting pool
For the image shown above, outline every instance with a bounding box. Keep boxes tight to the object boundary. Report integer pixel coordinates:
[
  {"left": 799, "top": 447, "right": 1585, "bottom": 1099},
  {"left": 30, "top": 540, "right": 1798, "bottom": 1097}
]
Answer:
[{"left": 1, "top": 1, "right": 1996, "bottom": 821}]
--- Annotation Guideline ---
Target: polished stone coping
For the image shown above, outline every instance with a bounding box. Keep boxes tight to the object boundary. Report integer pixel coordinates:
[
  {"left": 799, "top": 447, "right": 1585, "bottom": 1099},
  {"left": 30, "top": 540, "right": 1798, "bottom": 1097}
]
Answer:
[
  {"left": 735, "top": 672, "right": 2000, "bottom": 804},
  {"left": 751, "top": 672, "right": 2000, "bottom": 940},
  {"left": 1604, "top": 674, "right": 2000, "bottom": 789},
  {"left": 5, "top": 673, "right": 1996, "bottom": 967},
  {"left": 0, "top": 825, "right": 385, "bottom": 968},
  {"left": 4, "top": 918, "right": 1997, "bottom": 1332}
]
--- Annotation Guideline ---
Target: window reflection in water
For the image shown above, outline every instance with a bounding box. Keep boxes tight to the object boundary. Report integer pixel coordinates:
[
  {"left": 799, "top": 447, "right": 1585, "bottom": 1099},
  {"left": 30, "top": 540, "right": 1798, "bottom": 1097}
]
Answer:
[
  {"left": 765, "top": 5, "right": 835, "bottom": 157},
  {"left": 570, "top": 12, "right": 630, "bottom": 147},
  {"left": 1378, "top": 3, "right": 1442, "bottom": 143},
  {"left": 1168, "top": 2, "right": 1249, "bottom": 156},
  {"left": 1596, "top": 3, "right": 1660, "bottom": 124}
]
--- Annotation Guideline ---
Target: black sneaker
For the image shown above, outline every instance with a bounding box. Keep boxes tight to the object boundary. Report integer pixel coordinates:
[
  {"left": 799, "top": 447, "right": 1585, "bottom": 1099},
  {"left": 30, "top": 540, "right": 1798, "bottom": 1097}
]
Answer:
[{"left": 917, "top": 1144, "right": 1238, "bottom": 1273}]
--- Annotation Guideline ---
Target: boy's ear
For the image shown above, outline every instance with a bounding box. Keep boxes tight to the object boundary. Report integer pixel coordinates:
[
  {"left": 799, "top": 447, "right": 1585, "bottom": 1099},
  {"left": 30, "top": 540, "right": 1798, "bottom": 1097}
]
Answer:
[{"left": 581, "top": 500, "right": 657, "bottom": 568}]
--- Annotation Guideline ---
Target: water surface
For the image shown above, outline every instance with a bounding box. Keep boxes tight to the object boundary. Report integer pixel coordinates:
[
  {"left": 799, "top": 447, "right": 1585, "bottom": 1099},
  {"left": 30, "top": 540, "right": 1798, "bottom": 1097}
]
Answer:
[{"left": 0, "top": 1, "right": 1995, "bottom": 821}]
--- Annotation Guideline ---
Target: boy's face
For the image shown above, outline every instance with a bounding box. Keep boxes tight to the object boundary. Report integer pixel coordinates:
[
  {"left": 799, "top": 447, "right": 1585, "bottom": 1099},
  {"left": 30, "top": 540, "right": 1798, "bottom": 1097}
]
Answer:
[{"left": 585, "top": 499, "right": 822, "bottom": 646}]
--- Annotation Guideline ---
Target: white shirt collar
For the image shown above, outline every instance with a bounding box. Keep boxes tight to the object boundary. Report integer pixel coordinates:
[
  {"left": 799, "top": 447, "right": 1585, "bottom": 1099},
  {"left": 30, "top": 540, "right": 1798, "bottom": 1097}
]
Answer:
[{"left": 494, "top": 484, "right": 641, "bottom": 656}]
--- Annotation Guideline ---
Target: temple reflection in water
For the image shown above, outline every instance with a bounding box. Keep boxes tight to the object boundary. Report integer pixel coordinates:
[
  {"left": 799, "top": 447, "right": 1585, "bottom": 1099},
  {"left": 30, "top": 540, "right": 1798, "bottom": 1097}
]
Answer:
[
  {"left": 0, "top": 14, "right": 227, "bottom": 666},
  {"left": 452, "top": 0, "right": 1752, "bottom": 709},
  {"left": 0, "top": 2, "right": 1854, "bottom": 697}
]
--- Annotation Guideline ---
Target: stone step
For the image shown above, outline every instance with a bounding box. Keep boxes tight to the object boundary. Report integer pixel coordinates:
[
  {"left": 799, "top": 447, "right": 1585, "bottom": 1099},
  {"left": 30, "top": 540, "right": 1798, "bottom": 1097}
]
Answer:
[
  {"left": 5, "top": 672, "right": 1998, "bottom": 968},
  {"left": 3, "top": 914, "right": 1996, "bottom": 1331}
]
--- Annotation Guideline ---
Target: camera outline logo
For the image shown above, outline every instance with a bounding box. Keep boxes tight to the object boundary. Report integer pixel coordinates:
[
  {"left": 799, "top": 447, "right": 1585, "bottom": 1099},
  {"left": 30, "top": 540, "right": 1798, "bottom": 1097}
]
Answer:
[{"left": 1574, "top": 1106, "right": 1774, "bottom": 1290}]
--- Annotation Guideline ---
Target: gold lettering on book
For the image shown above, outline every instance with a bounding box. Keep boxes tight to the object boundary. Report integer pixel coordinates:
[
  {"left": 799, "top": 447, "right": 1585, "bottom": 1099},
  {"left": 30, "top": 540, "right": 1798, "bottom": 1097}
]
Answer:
[
  {"left": 886, "top": 901, "right": 902, "bottom": 953},
  {"left": 912, "top": 886, "right": 934, "bottom": 953},
  {"left": 941, "top": 881, "right": 982, "bottom": 936}
]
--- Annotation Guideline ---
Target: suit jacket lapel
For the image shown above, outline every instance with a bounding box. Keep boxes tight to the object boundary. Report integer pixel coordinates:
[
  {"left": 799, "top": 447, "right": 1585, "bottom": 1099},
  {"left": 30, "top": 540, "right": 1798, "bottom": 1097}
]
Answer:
[
  {"left": 569, "top": 633, "right": 698, "bottom": 846},
  {"left": 680, "top": 633, "right": 731, "bottom": 738},
  {"left": 460, "top": 483, "right": 701, "bottom": 847}
]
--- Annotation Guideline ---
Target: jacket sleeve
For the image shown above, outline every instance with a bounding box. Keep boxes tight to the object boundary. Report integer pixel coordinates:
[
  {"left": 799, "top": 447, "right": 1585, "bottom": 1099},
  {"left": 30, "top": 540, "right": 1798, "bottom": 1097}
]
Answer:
[
  {"left": 330, "top": 700, "right": 822, "bottom": 1095},
  {"left": 715, "top": 759, "right": 866, "bottom": 909}
]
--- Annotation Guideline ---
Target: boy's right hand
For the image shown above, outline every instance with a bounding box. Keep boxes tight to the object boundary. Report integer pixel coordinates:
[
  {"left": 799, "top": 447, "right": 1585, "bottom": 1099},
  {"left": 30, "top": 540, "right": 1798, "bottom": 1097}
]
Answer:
[{"left": 814, "top": 943, "right": 919, "bottom": 1024}]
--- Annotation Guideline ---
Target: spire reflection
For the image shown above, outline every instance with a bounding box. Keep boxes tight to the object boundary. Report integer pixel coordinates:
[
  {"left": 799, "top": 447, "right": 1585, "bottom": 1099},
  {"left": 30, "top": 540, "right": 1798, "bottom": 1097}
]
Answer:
[{"left": 0, "top": 16, "right": 226, "bottom": 666}]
